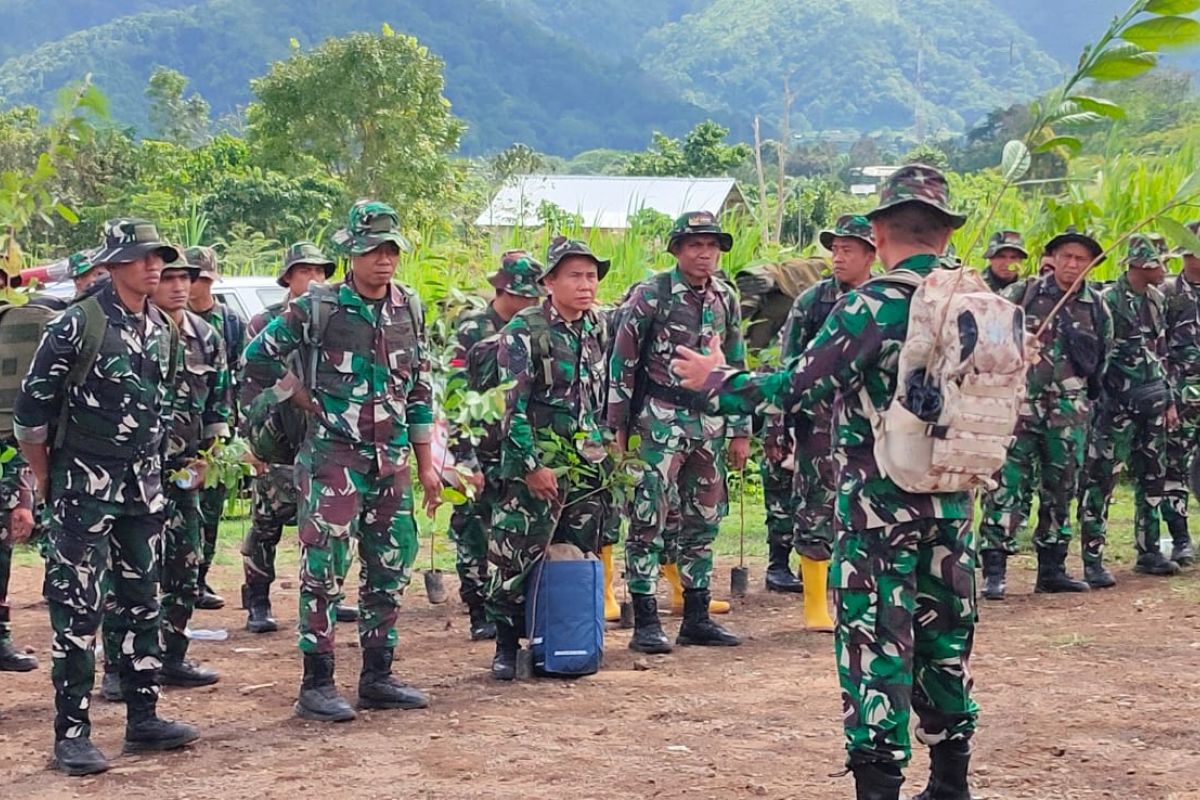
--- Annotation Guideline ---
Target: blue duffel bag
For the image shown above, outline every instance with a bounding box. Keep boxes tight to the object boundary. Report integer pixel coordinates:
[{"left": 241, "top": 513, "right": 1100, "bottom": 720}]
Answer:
[{"left": 525, "top": 552, "right": 604, "bottom": 677}]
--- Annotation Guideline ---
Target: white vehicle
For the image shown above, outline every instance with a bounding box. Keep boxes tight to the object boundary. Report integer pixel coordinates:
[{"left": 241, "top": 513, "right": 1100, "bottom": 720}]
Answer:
[{"left": 36, "top": 275, "right": 286, "bottom": 320}]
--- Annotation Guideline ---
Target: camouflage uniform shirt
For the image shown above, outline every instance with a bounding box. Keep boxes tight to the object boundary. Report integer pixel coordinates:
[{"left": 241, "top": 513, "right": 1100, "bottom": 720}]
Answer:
[
  {"left": 1164, "top": 273, "right": 1200, "bottom": 404},
  {"left": 449, "top": 303, "right": 506, "bottom": 470},
  {"left": 699, "top": 255, "right": 972, "bottom": 530},
  {"left": 1101, "top": 272, "right": 1169, "bottom": 400},
  {"left": 166, "top": 310, "right": 232, "bottom": 468}
]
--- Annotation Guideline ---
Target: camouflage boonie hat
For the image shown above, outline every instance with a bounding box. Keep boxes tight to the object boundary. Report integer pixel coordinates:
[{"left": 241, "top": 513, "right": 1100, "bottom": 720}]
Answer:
[
  {"left": 667, "top": 210, "right": 734, "bottom": 252},
  {"left": 1182, "top": 221, "right": 1200, "bottom": 257},
  {"left": 91, "top": 219, "right": 180, "bottom": 266},
  {"left": 866, "top": 164, "right": 967, "bottom": 229},
  {"left": 819, "top": 213, "right": 876, "bottom": 251},
  {"left": 1045, "top": 226, "right": 1105, "bottom": 263},
  {"left": 1123, "top": 233, "right": 1170, "bottom": 269},
  {"left": 67, "top": 250, "right": 98, "bottom": 279},
  {"left": 489, "top": 250, "right": 546, "bottom": 298},
  {"left": 984, "top": 230, "right": 1028, "bottom": 259},
  {"left": 185, "top": 246, "right": 219, "bottom": 281},
  {"left": 278, "top": 241, "right": 336, "bottom": 288},
  {"left": 331, "top": 200, "right": 411, "bottom": 256},
  {"left": 544, "top": 236, "right": 610, "bottom": 282},
  {"left": 161, "top": 257, "right": 201, "bottom": 282}
]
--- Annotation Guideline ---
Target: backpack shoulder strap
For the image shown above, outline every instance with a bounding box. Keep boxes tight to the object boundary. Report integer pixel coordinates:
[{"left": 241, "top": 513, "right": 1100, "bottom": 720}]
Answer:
[
  {"left": 866, "top": 268, "right": 924, "bottom": 291},
  {"left": 304, "top": 284, "right": 339, "bottom": 389},
  {"left": 54, "top": 296, "right": 108, "bottom": 450},
  {"left": 522, "top": 305, "right": 554, "bottom": 388}
]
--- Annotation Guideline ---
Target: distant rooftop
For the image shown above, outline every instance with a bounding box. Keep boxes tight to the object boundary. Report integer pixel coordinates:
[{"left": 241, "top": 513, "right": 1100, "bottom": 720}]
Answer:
[{"left": 476, "top": 174, "right": 744, "bottom": 230}]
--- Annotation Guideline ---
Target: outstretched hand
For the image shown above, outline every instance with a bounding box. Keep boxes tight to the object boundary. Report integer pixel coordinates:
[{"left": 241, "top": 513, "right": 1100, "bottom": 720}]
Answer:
[{"left": 672, "top": 335, "right": 725, "bottom": 391}]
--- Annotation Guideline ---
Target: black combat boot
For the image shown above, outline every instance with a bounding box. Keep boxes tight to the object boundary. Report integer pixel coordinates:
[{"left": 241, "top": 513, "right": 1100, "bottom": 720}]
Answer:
[
  {"left": 0, "top": 638, "right": 37, "bottom": 671},
  {"left": 911, "top": 739, "right": 972, "bottom": 800},
  {"left": 123, "top": 686, "right": 201, "bottom": 753},
  {"left": 195, "top": 564, "right": 225, "bottom": 610},
  {"left": 52, "top": 737, "right": 110, "bottom": 776},
  {"left": 980, "top": 550, "right": 1007, "bottom": 600},
  {"left": 160, "top": 657, "right": 220, "bottom": 687},
  {"left": 295, "top": 653, "right": 356, "bottom": 722},
  {"left": 491, "top": 620, "right": 519, "bottom": 681},
  {"left": 100, "top": 668, "right": 124, "bottom": 702},
  {"left": 852, "top": 761, "right": 904, "bottom": 800},
  {"left": 334, "top": 603, "right": 359, "bottom": 623},
  {"left": 676, "top": 589, "right": 741, "bottom": 647},
  {"left": 1034, "top": 544, "right": 1089, "bottom": 593},
  {"left": 1083, "top": 560, "right": 1116, "bottom": 589},
  {"left": 357, "top": 647, "right": 429, "bottom": 710},
  {"left": 764, "top": 543, "right": 803, "bottom": 593},
  {"left": 468, "top": 603, "right": 497, "bottom": 641},
  {"left": 244, "top": 583, "right": 279, "bottom": 634},
  {"left": 628, "top": 593, "right": 673, "bottom": 654},
  {"left": 1135, "top": 550, "right": 1181, "bottom": 576},
  {"left": 1168, "top": 521, "right": 1195, "bottom": 567}
]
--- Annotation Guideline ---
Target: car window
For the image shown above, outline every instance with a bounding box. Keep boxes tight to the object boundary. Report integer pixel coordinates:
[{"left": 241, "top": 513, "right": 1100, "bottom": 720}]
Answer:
[
  {"left": 256, "top": 287, "right": 286, "bottom": 308},
  {"left": 214, "top": 291, "right": 246, "bottom": 319}
]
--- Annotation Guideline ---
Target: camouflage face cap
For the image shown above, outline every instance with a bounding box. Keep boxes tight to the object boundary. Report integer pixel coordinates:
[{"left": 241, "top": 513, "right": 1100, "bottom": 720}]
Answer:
[
  {"left": 279, "top": 241, "right": 337, "bottom": 288},
  {"left": 667, "top": 210, "right": 734, "bottom": 253},
  {"left": 865, "top": 164, "right": 967, "bottom": 229},
  {"left": 1045, "top": 225, "right": 1105, "bottom": 263},
  {"left": 331, "top": 200, "right": 412, "bottom": 256},
  {"left": 984, "top": 230, "right": 1028, "bottom": 259},
  {"left": 185, "top": 246, "right": 220, "bottom": 281},
  {"left": 544, "top": 236, "right": 610, "bottom": 282},
  {"left": 819, "top": 213, "right": 876, "bottom": 251},
  {"left": 1124, "top": 232, "right": 1170, "bottom": 269},
  {"left": 91, "top": 219, "right": 180, "bottom": 267},
  {"left": 489, "top": 250, "right": 546, "bottom": 298},
  {"left": 67, "top": 250, "right": 97, "bottom": 279},
  {"left": 161, "top": 257, "right": 201, "bottom": 282}
]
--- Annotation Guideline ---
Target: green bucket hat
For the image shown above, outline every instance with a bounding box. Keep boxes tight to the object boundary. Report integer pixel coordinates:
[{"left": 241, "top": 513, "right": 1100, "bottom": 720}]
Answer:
[
  {"left": 67, "top": 249, "right": 98, "bottom": 279},
  {"left": 819, "top": 213, "right": 876, "bottom": 251},
  {"left": 185, "top": 246, "right": 219, "bottom": 281},
  {"left": 667, "top": 210, "right": 734, "bottom": 253},
  {"left": 544, "top": 236, "right": 610, "bottom": 282},
  {"left": 278, "top": 241, "right": 336, "bottom": 288},
  {"left": 331, "top": 200, "right": 411, "bottom": 256},
  {"left": 1045, "top": 226, "right": 1105, "bottom": 263},
  {"left": 984, "top": 230, "right": 1029, "bottom": 259},
  {"left": 866, "top": 164, "right": 967, "bottom": 229},
  {"left": 161, "top": 258, "right": 201, "bottom": 282},
  {"left": 489, "top": 250, "right": 546, "bottom": 298},
  {"left": 92, "top": 219, "right": 180, "bottom": 267},
  {"left": 1123, "top": 233, "right": 1170, "bottom": 269}
]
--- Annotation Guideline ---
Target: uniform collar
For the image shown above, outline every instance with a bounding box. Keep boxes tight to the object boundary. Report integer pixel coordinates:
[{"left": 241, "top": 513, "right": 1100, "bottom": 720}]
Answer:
[
  {"left": 544, "top": 297, "right": 598, "bottom": 330},
  {"left": 671, "top": 265, "right": 714, "bottom": 296},
  {"left": 891, "top": 253, "right": 941, "bottom": 276},
  {"left": 340, "top": 274, "right": 406, "bottom": 312}
]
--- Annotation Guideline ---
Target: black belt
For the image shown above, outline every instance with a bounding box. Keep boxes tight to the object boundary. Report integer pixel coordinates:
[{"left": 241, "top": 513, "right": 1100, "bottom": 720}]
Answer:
[{"left": 645, "top": 381, "right": 710, "bottom": 413}]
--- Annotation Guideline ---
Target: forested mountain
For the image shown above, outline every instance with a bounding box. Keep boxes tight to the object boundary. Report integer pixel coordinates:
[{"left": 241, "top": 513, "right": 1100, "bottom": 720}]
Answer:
[{"left": 1, "top": 0, "right": 1161, "bottom": 155}]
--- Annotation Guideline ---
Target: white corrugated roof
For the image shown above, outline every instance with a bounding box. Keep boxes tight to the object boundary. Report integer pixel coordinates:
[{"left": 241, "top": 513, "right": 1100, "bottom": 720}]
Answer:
[{"left": 476, "top": 174, "right": 740, "bottom": 229}]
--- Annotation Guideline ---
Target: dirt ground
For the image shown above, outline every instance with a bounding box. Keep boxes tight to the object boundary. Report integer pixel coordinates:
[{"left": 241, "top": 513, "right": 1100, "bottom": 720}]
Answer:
[{"left": 1, "top": 554, "right": 1199, "bottom": 800}]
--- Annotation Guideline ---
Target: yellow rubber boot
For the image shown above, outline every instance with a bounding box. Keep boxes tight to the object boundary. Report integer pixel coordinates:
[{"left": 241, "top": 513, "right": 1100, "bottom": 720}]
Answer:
[
  {"left": 600, "top": 546, "right": 621, "bottom": 622},
  {"left": 800, "top": 557, "right": 835, "bottom": 632},
  {"left": 663, "top": 563, "right": 731, "bottom": 616}
]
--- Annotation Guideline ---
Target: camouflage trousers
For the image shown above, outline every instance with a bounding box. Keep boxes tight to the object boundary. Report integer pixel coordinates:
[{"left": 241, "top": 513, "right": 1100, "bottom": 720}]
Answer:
[
  {"left": 198, "top": 484, "right": 227, "bottom": 569},
  {"left": 484, "top": 469, "right": 610, "bottom": 629},
  {"left": 0, "top": 526, "right": 12, "bottom": 642},
  {"left": 102, "top": 484, "right": 201, "bottom": 668},
  {"left": 979, "top": 402, "right": 1088, "bottom": 553},
  {"left": 793, "top": 418, "right": 837, "bottom": 560},
  {"left": 1162, "top": 400, "right": 1200, "bottom": 536},
  {"left": 242, "top": 465, "right": 298, "bottom": 589},
  {"left": 448, "top": 466, "right": 499, "bottom": 609},
  {"left": 761, "top": 458, "right": 796, "bottom": 549},
  {"left": 1078, "top": 403, "right": 1167, "bottom": 564},
  {"left": 626, "top": 433, "right": 728, "bottom": 595},
  {"left": 44, "top": 492, "right": 165, "bottom": 740},
  {"left": 295, "top": 445, "right": 418, "bottom": 655},
  {"left": 834, "top": 518, "right": 978, "bottom": 767}
]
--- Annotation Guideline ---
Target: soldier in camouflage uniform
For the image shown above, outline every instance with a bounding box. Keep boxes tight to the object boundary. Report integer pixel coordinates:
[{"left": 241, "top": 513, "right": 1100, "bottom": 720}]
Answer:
[
  {"left": 187, "top": 246, "right": 248, "bottom": 611},
  {"left": 487, "top": 237, "right": 612, "bottom": 680},
  {"left": 448, "top": 251, "right": 543, "bottom": 641},
  {"left": 609, "top": 211, "right": 748, "bottom": 654},
  {"left": 675, "top": 166, "right": 979, "bottom": 800},
  {"left": 767, "top": 214, "right": 875, "bottom": 629},
  {"left": 241, "top": 242, "right": 336, "bottom": 634},
  {"left": 102, "top": 257, "right": 231, "bottom": 693},
  {"left": 1160, "top": 221, "right": 1200, "bottom": 567},
  {"left": 980, "top": 230, "right": 1027, "bottom": 293},
  {"left": 977, "top": 228, "right": 1110, "bottom": 600},
  {"left": 14, "top": 219, "right": 201, "bottom": 775},
  {"left": 0, "top": 440, "right": 38, "bottom": 671},
  {"left": 1078, "top": 234, "right": 1181, "bottom": 584},
  {"left": 243, "top": 201, "right": 442, "bottom": 721}
]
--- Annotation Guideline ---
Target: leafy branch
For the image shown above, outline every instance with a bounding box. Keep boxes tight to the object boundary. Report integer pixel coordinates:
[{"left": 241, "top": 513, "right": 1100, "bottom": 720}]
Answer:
[
  {"left": 537, "top": 431, "right": 648, "bottom": 510},
  {"left": 168, "top": 437, "right": 255, "bottom": 491}
]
